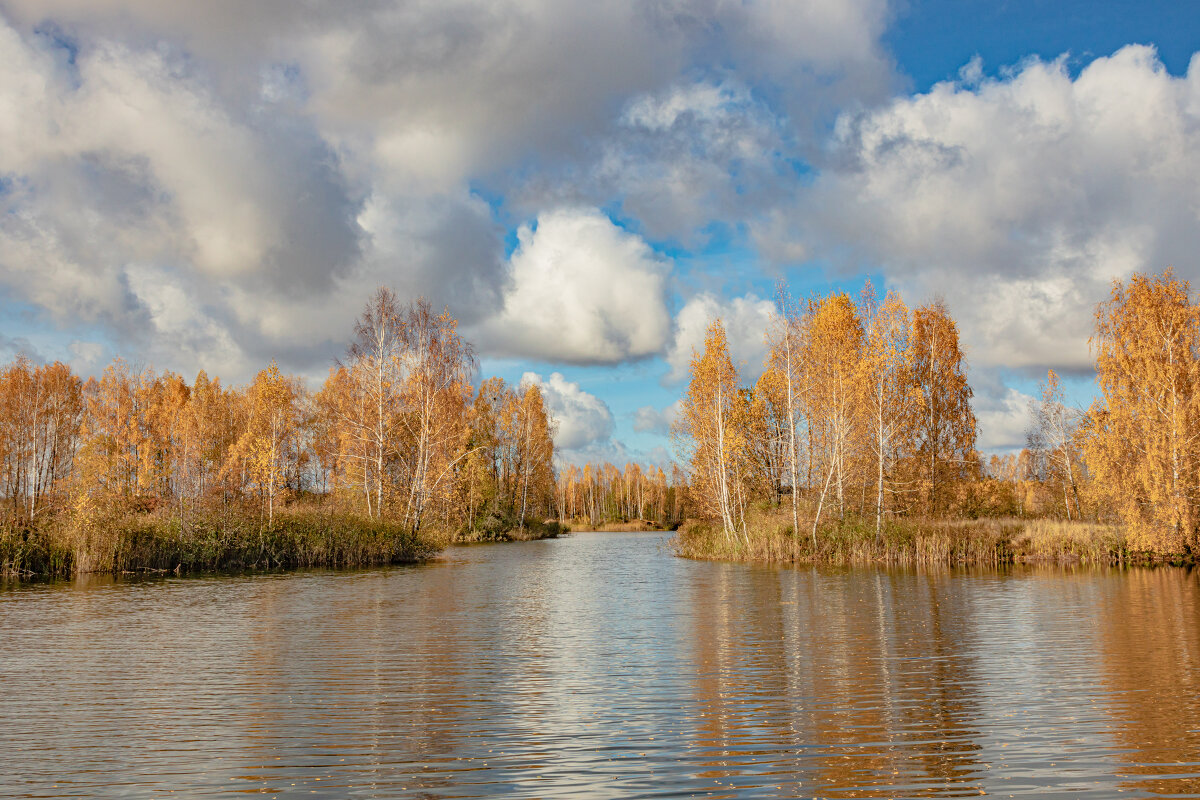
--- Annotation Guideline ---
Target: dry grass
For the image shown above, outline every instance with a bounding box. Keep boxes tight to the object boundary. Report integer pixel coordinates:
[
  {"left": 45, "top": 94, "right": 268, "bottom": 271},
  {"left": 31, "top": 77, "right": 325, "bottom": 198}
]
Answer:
[
  {"left": 1, "top": 501, "right": 442, "bottom": 579},
  {"left": 583, "top": 519, "right": 665, "bottom": 532},
  {"left": 672, "top": 507, "right": 1141, "bottom": 567},
  {"left": 1010, "top": 518, "right": 1126, "bottom": 564}
]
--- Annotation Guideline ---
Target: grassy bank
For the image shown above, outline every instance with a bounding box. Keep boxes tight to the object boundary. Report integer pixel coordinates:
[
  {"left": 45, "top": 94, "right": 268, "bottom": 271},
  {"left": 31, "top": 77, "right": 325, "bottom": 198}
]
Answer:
[
  {"left": 567, "top": 518, "right": 669, "bottom": 532},
  {"left": 454, "top": 517, "right": 569, "bottom": 543},
  {"left": 2, "top": 502, "right": 573, "bottom": 579},
  {"left": 1, "top": 503, "right": 443, "bottom": 579},
  {"left": 672, "top": 507, "right": 1184, "bottom": 567}
]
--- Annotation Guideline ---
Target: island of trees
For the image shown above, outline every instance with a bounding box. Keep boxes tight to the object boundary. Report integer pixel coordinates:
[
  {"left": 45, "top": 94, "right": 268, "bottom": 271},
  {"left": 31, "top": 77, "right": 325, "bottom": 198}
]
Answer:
[
  {"left": 672, "top": 270, "right": 1200, "bottom": 566},
  {"left": 0, "top": 288, "right": 559, "bottom": 578}
]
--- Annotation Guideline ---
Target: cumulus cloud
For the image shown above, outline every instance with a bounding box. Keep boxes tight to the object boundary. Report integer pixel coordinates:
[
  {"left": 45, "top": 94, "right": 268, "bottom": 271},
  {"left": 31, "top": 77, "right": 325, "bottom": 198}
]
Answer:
[
  {"left": 664, "top": 292, "right": 775, "bottom": 383},
  {"left": 68, "top": 340, "right": 106, "bottom": 371},
  {"left": 0, "top": 0, "right": 899, "bottom": 381},
  {"left": 1, "top": 0, "right": 893, "bottom": 199},
  {"left": 519, "top": 371, "right": 615, "bottom": 452},
  {"left": 0, "top": 19, "right": 363, "bottom": 377},
  {"left": 0, "top": 333, "right": 42, "bottom": 363},
  {"left": 633, "top": 400, "right": 683, "bottom": 435},
  {"left": 780, "top": 45, "right": 1200, "bottom": 375},
  {"left": 974, "top": 382, "right": 1036, "bottom": 452},
  {"left": 517, "top": 79, "right": 792, "bottom": 243},
  {"left": 481, "top": 208, "right": 671, "bottom": 364}
]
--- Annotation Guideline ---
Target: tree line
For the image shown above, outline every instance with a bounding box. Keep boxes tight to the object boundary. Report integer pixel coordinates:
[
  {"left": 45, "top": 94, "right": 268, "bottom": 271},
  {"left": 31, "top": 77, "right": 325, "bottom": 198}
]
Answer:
[
  {"left": 675, "top": 271, "right": 1200, "bottom": 560},
  {"left": 554, "top": 461, "right": 686, "bottom": 529},
  {"left": 0, "top": 288, "right": 558, "bottom": 576}
]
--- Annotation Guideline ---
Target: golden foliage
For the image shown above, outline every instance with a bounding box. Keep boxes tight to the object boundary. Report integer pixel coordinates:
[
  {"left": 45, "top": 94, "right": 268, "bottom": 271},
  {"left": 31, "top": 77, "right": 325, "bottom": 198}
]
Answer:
[{"left": 1084, "top": 270, "right": 1200, "bottom": 552}]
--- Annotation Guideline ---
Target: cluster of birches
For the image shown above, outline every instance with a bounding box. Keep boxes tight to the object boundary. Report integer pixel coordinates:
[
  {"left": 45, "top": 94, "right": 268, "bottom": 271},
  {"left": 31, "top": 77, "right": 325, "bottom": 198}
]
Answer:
[
  {"left": 554, "top": 461, "right": 688, "bottom": 528},
  {"left": 672, "top": 283, "right": 976, "bottom": 546},
  {"left": 0, "top": 289, "right": 557, "bottom": 538},
  {"left": 670, "top": 271, "right": 1200, "bottom": 555}
]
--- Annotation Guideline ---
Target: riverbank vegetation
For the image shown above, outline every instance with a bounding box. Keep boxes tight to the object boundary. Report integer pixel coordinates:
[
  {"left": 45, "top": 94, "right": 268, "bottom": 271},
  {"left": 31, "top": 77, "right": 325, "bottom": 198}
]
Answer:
[
  {"left": 0, "top": 288, "right": 559, "bottom": 578},
  {"left": 672, "top": 271, "right": 1200, "bottom": 566}
]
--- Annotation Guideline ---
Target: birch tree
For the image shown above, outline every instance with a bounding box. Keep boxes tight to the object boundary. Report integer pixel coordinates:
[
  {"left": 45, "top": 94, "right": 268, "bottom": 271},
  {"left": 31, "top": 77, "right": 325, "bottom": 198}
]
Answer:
[
  {"left": 674, "top": 319, "right": 747, "bottom": 542},
  {"left": 397, "top": 299, "right": 475, "bottom": 535},
  {"left": 1084, "top": 271, "right": 1200, "bottom": 551},
  {"left": 766, "top": 287, "right": 810, "bottom": 542},
  {"left": 1028, "top": 369, "right": 1083, "bottom": 520},
  {"left": 345, "top": 287, "right": 405, "bottom": 518},
  {"left": 806, "top": 294, "right": 864, "bottom": 540},
  {"left": 911, "top": 299, "right": 976, "bottom": 515},
  {"left": 859, "top": 288, "right": 917, "bottom": 538}
]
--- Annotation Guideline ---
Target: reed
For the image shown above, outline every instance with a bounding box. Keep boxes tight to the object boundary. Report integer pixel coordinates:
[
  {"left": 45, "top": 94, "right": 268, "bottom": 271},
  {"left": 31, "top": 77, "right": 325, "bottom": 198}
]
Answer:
[
  {"left": 1, "top": 501, "right": 442, "bottom": 579},
  {"left": 672, "top": 508, "right": 1143, "bottom": 567}
]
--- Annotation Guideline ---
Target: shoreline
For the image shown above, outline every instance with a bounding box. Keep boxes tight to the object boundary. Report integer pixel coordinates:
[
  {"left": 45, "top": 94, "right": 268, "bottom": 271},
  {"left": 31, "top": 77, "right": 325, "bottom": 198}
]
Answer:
[
  {"left": 671, "top": 515, "right": 1196, "bottom": 569},
  {"left": 1, "top": 509, "right": 567, "bottom": 581}
]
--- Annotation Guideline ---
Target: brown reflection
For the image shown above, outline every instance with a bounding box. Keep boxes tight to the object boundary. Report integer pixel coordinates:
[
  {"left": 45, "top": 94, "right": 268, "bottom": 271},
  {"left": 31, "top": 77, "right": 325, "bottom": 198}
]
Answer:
[
  {"left": 688, "top": 564, "right": 796, "bottom": 790},
  {"left": 233, "top": 569, "right": 471, "bottom": 796},
  {"left": 688, "top": 566, "right": 987, "bottom": 797},
  {"left": 1096, "top": 567, "right": 1200, "bottom": 795}
]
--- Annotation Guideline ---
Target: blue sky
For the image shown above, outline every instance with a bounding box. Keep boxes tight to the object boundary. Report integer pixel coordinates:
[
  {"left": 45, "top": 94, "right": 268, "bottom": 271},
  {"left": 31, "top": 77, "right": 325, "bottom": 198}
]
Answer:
[{"left": 0, "top": 0, "right": 1197, "bottom": 465}]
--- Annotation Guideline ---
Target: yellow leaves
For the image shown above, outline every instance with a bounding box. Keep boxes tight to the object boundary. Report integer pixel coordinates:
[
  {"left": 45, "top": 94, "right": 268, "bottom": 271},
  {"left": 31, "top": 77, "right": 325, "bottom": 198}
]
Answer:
[
  {"left": 678, "top": 285, "right": 980, "bottom": 537},
  {"left": 2, "top": 288, "right": 564, "bottom": 541},
  {"left": 0, "top": 357, "right": 84, "bottom": 519},
  {"left": 225, "top": 361, "right": 303, "bottom": 526},
  {"left": 676, "top": 319, "right": 751, "bottom": 537},
  {"left": 1086, "top": 270, "right": 1200, "bottom": 551},
  {"left": 910, "top": 299, "right": 977, "bottom": 512}
]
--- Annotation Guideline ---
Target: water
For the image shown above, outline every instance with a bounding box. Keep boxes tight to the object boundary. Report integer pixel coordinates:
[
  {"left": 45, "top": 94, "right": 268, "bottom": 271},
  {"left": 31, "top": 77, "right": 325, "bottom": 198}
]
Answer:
[{"left": 2, "top": 531, "right": 1199, "bottom": 798}]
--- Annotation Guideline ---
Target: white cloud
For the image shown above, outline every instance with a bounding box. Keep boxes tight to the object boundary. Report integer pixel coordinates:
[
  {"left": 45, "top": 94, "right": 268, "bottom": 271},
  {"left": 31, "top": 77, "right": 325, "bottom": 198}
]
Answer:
[
  {"left": 664, "top": 292, "right": 775, "bottom": 383},
  {"left": 68, "top": 340, "right": 106, "bottom": 371},
  {"left": 481, "top": 208, "right": 671, "bottom": 364},
  {"left": 0, "top": 0, "right": 894, "bottom": 190},
  {"left": 595, "top": 80, "right": 788, "bottom": 241},
  {"left": 785, "top": 45, "right": 1200, "bottom": 375},
  {"left": 0, "top": 19, "right": 363, "bottom": 377},
  {"left": 519, "top": 371, "right": 614, "bottom": 452},
  {"left": 633, "top": 400, "right": 682, "bottom": 434},
  {"left": 974, "top": 384, "right": 1035, "bottom": 452},
  {"left": 0, "top": 0, "right": 899, "bottom": 381}
]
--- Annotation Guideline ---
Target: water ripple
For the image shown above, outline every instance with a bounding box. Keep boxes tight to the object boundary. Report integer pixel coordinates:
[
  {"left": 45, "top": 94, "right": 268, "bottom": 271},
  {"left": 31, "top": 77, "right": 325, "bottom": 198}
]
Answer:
[{"left": 2, "top": 533, "right": 1199, "bottom": 798}]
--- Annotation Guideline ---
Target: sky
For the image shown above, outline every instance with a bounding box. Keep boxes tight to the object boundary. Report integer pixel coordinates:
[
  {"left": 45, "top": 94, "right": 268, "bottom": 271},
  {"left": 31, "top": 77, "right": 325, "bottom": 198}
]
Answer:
[{"left": 0, "top": 0, "right": 1198, "bottom": 466}]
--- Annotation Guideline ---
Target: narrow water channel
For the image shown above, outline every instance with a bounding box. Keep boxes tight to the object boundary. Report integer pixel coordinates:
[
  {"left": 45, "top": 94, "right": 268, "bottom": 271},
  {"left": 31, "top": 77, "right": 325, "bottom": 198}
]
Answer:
[{"left": 2, "top": 531, "right": 1199, "bottom": 798}]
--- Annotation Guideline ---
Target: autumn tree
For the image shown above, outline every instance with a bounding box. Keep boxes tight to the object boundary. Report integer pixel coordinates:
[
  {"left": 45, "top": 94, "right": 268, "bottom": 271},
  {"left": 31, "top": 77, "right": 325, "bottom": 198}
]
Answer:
[
  {"left": 859, "top": 287, "right": 917, "bottom": 537},
  {"left": 1084, "top": 271, "right": 1200, "bottom": 551},
  {"left": 461, "top": 376, "right": 511, "bottom": 529},
  {"left": 511, "top": 382, "right": 555, "bottom": 528},
  {"left": 393, "top": 299, "right": 476, "bottom": 534},
  {"left": 674, "top": 319, "right": 747, "bottom": 542},
  {"left": 0, "top": 358, "right": 83, "bottom": 520},
  {"left": 806, "top": 293, "right": 864, "bottom": 538},
  {"left": 766, "top": 286, "right": 811, "bottom": 542},
  {"left": 745, "top": 370, "right": 790, "bottom": 505},
  {"left": 1028, "top": 369, "right": 1083, "bottom": 520},
  {"left": 75, "top": 360, "right": 143, "bottom": 502},
  {"left": 225, "top": 362, "right": 303, "bottom": 528},
  {"left": 344, "top": 287, "right": 406, "bottom": 517},
  {"left": 910, "top": 299, "right": 977, "bottom": 515}
]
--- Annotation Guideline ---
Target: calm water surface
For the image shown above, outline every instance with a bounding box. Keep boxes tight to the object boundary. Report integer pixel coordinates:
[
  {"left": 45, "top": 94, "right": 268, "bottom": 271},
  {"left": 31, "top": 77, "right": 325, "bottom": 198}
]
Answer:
[{"left": 2, "top": 531, "right": 1199, "bottom": 798}]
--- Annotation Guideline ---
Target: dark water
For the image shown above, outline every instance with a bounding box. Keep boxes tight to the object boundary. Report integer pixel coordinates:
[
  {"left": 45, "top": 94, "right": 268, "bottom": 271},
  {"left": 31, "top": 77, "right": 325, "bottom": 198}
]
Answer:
[{"left": 2, "top": 532, "right": 1199, "bottom": 798}]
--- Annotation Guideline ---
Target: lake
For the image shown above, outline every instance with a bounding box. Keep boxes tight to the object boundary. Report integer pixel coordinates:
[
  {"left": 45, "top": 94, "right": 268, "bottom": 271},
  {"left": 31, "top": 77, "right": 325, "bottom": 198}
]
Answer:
[{"left": 2, "top": 531, "right": 1198, "bottom": 798}]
